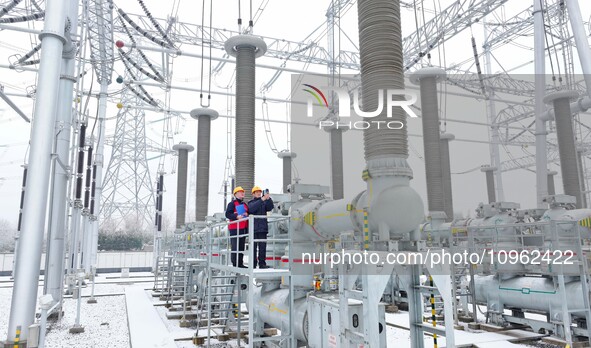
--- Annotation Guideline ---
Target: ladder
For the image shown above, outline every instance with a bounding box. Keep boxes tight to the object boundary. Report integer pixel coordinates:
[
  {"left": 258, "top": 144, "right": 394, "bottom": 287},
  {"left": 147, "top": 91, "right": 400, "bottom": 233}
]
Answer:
[
  {"left": 552, "top": 221, "right": 591, "bottom": 344},
  {"left": 153, "top": 255, "right": 171, "bottom": 294},
  {"left": 451, "top": 226, "right": 477, "bottom": 322},
  {"left": 166, "top": 258, "right": 188, "bottom": 308},
  {"left": 197, "top": 271, "right": 240, "bottom": 329}
]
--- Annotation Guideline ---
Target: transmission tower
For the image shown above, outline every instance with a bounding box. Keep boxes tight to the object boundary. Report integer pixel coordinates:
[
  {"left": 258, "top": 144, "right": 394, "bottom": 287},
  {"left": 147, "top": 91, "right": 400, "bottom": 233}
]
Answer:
[{"left": 100, "top": 51, "right": 157, "bottom": 231}]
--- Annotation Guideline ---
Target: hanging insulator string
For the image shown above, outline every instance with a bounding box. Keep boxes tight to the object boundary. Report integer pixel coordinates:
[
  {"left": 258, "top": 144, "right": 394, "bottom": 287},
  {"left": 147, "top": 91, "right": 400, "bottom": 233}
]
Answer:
[
  {"left": 249, "top": 0, "right": 253, "bottom": 29},
  {"left": 200, "top": 0, "right": 206, "bottom": 105},
  {"left": 238, "top": 0, "right": 242, "bottom": 31}
]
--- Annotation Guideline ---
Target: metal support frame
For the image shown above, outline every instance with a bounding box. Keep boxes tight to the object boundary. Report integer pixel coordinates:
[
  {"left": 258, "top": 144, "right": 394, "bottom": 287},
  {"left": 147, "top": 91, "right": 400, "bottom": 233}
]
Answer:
[
  {"left": 44, "top": 0, "right": 80, "bottom": 306},
  {"left": 5, "top": 0, "right": 68, "bottom": 342},
  {"left": 466, "top": 219, "right": 591, "bottom": 343},
  {"left": 533, "top": 0, "right": 548, "bottom": 208},
  {"left": 100, "top": 79, "right": 155, "bottom": 231},
  {"left": 566, "top": 0, "right": 591, "bottom": 99},
  {"left": 483, "top": 19, "right": 505, "bottom": 202},
  {"left": 203, "top": 214, "right": 294, "bottom": 347}
]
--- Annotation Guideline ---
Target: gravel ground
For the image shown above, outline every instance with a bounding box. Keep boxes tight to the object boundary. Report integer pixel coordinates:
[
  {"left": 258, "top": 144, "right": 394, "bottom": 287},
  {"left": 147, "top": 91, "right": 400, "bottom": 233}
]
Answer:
[{"left": 43, "top": 295, "right": 129, "bottom": 348}]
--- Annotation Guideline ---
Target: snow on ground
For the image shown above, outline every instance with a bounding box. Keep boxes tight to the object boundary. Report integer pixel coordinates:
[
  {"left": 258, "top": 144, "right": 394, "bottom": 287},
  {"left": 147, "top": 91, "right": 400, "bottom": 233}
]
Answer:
[
  {"left": 126, "top": 286, "right": 176, "bottom": 348},
  {"left": 385, "top": 311, "right": 547, "bottom": 348},
  {"left": 152, "top": 298, "right": 196, "bottom": 340},
  {"left": 43, "top": 295, "right": 129, "bottom": 348},
  {"left": 0, "top": 273, "right": 565, "bottom": 348},
  {"left": 0, "top": 273, "right": 151, "bottom": 347},
  {"left": 0, "top": 287, "right": 15, "bottom": 338}
]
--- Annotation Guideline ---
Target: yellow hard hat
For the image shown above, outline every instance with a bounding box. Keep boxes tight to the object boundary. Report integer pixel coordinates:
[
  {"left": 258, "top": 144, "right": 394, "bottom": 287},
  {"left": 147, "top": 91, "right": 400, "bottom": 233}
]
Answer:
[
  {"left": 233, "top": 186, "right": 244, "bottom": 195},
  {"left": 251, "top": 185, "right": 262, "bottom": 194}
]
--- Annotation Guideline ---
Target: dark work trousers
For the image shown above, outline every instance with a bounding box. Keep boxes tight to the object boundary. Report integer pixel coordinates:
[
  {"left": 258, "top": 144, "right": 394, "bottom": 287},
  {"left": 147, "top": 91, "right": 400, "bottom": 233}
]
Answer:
[
  {"left": 230, "top": 229, "right": 247, "bottom": 267},
  {"left": 252, "top": 232, "right": 268, "bottom": 268}
]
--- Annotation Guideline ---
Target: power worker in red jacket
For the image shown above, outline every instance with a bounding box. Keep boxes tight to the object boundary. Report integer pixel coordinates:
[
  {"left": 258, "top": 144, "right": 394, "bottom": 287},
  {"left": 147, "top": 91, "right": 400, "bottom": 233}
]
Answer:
[{"left": 225, "top": 186, "right": 249, "bottom": 268}]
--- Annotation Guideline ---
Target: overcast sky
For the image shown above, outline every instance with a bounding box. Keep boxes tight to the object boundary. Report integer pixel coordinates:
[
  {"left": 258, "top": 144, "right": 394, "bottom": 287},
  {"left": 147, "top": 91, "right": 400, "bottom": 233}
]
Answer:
[{"left": 0, "top": 0, "right": 590, "bottom": 231}]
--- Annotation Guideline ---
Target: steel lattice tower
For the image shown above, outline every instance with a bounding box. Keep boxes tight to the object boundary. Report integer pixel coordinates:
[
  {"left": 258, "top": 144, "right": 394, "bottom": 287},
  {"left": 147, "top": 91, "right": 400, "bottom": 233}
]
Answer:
[{"left": 100, "top": 81, "right": 155, "bottom": 231}]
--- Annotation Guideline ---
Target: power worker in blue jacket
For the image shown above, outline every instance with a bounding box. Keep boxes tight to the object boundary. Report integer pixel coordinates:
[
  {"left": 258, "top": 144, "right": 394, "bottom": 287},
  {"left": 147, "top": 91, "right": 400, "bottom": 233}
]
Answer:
[
  {"left": 225, "top": 186, "right": 249, "bottom": 268},
  {"left": 247, "top": 186, "right": 274, "bottom": 269}
]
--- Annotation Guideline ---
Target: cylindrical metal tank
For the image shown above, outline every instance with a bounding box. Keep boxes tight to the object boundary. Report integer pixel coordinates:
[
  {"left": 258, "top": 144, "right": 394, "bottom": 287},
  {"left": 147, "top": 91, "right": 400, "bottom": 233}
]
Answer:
[
  {"left": 474, "top": 275, "right": 588, "bottom": 318},
  {"left": 252, "top": 287, "right": 309, "bottom": 342}
]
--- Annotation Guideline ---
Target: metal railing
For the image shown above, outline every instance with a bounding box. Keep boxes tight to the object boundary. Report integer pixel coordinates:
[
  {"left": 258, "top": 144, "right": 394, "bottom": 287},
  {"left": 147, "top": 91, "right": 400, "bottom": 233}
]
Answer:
[{"left": 202, "top": 214, "right": 296, "bottom": 347}]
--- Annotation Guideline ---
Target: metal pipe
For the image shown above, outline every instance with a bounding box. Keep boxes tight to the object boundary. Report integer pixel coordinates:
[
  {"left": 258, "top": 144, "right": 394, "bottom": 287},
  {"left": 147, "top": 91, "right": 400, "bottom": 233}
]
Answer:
[
  {"left": 68, "top": 122, "right": 85, "bottom": 281},
  {"left": 87, "top": 0, "right": 113, "bottom": 272},
  {"left": 483, "top": 20, "right": 505, "bottom": 202},
  {"left": 88, "top": 82, "right": 109, "bottom": 271},
  {"left": 128, "top": 78, "right": 539, "bottom": 112},
  {"left": 152, "top": 176, "right": 161, "bottom": 272},
  {"left": 277, "top": 151, "right": 296, "bottom": 193},
  {"left": 410, "top": 68, "right": 446, "bottom": 213},
  {"left": 481, "top": 165, "right": 497, "bottom": 203},
  {"left": 223, "top": 180, "right": 228, "bottom": 208},
  {"left": 172, "top": 143, "right": 194, "bottom": 228},
  {"left": 566, "top": 0, "right": 591, "bottom": 99},
  {"left": 80, "top": 144, "right": 92, "bottom": 273},
  {"left": 545, "top": 91, "right": 583, "bottom": 208},
  {"left": 191, "top": 108, "right": 218, "bottom": 221},
  {"left": 440, "top": 133, "right": 455, "bottom": 221},
  {"left": 6, "top": 0, "right": 67, "bottom": 340},
  {"left": 11, "top": 165, "right": 27, "bottom": 278},
  {"left": 534, "top": 0, "right": 548, "bottom": 208},
  {"left": 45, "top": 0, "right": 79, "bottom": 303},
  {"left": 157, "top": 174, "right": 163, "bottom": 232},
  {"left": 224, "top": 35, "right": 267, "bottom": 200},
  {"left": 0, "top": 88, "right": 30, "bottom": 122}
]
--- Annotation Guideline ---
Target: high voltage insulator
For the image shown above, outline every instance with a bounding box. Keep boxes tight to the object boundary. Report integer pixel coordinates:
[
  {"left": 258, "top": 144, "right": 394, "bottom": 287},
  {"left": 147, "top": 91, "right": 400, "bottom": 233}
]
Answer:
[
  {"left": 16, "top": 44, "right": 41, "bottom": 64},
  {"left": 0, "top": 12, "right": 44, "bottom": 24},
  {"left": 119, "top": 20, "right": 165, "bottom": 81},
  {"left": 126, "top": 84, "right": 158, "bottom": 107},
  {"left": 136, "top": 0, "right": 175, "bottom": 48},
  {"left": 119, "top": 48, "right": 164, "bottom": 83},
  {"left": 0, "top": 0, "right": 23, "bottom": 18},
  {"left": 118, "top": 9, "right": 174, "bottom": 49}
]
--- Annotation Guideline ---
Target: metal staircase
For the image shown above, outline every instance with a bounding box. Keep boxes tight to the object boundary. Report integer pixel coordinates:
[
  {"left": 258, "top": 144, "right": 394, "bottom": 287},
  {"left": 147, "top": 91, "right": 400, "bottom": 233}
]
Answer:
[
  {"left": 165, "top": 230, "right": 189, "bottom": 308},
  {"left": 194, "top": 214, "right": 295, "bottom": 347},
  {"left": 194, "top": 270, "right": 245, "bottom": 335},
  {"left": 153, "top": 255, "right": 171, "bottom": 296}
]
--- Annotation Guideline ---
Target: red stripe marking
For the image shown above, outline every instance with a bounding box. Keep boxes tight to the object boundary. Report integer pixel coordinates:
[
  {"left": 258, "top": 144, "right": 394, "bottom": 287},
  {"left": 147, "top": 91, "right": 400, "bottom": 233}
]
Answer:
[{"left": 282, "top": 259, "right": 322, "bottom": 263}]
